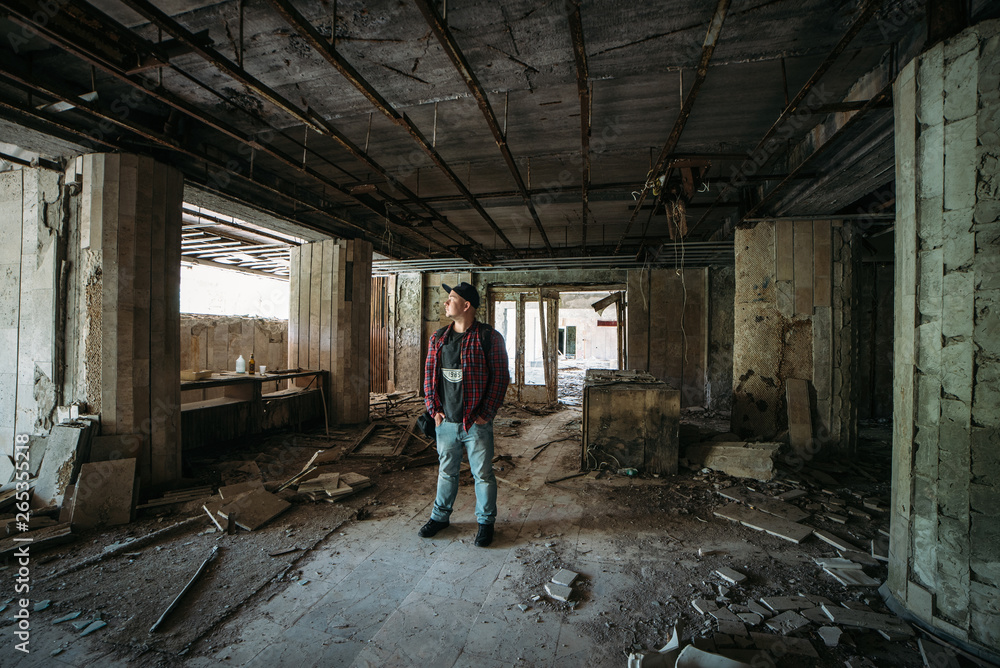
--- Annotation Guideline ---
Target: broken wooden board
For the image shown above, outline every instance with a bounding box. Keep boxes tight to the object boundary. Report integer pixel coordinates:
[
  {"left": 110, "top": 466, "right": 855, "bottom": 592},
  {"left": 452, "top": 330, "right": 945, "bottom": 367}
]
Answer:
[
  {"left": 717, "top": 487, "right": 810, "bottom": 522},
  {"left": 219, "top": 480, "right": 264, "bottom": 499},
  {"left": 785, "top": 378, "right": 812, "bottom": 458},
  {"left": 297, "top": 473, "right": 341, "bottom": 494},
  {"left": 0, "top": 523, "right": 74, "bottom": 558},
  {"left": 812, "top": 528, "right": 860, "bottom": 552},
  {"left": 339, "top": 472, "right": 371, "bottom": 490},
  {"left": 71, "top": 459, "right": 136, "bottom": 529},
  {"left": 217, "top": 489, "right": 290, "bottom": 531},
  {"left": 820, "top": 604, "right": 914, "bottom": 636},
  {"left": 823, "top": 568, "right": 880, "bottom": 587},
  {"left": 713, "top": 503, "right": 813, "bottom": 544},
  {"left": 342, "top": 422, "right": 380, "bottom": 457}
]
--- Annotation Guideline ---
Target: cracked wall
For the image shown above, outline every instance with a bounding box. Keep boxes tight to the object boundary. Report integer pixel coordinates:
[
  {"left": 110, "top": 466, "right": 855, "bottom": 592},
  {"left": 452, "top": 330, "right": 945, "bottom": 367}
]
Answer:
[
  {"left": 0, "top": 166, "right": 63, "bottom": 448},
  {"left": 889, "top": 19, "right": 1000, "bottom": 657}
]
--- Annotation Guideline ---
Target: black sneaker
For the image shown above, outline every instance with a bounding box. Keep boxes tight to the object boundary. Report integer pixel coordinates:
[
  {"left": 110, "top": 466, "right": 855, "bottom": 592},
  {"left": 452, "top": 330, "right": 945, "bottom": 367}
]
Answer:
[
  {"left": 474, "top": 523, "right": 494, "bottom": 547},
  {"left": 418, "top": 518, "right": 449, "bottom": 537}
]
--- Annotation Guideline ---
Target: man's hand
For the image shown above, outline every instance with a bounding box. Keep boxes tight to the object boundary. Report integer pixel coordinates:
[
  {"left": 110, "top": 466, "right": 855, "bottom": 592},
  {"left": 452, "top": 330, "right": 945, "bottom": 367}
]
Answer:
[
  {"left": 474, "top": 416, "right": 488, "bottom": 425},
  {"left": 434, "top": 412, "right": 445, "bottom": 427}
]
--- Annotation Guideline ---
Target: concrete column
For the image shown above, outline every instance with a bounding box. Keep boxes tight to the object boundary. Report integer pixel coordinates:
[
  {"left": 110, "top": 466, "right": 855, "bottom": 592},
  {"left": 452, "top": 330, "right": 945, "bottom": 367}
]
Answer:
[
  {"left": 288, "top": 238, "right": 373, "bottom": 424},
  {"left": 730, "top": 220, "right": 857, "bottom": 454},
  {"left": 889, "top": 20, "right": 1000, "bottom": 658},
  {"left": 71, "top": 153, "right": 184, "bottom": 489}
]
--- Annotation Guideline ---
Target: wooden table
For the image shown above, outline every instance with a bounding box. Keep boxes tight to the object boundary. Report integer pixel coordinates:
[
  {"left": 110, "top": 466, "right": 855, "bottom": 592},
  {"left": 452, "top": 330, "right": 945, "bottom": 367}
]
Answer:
[{"left": 180, "top": 369, "right": 327, "bottom": 449}]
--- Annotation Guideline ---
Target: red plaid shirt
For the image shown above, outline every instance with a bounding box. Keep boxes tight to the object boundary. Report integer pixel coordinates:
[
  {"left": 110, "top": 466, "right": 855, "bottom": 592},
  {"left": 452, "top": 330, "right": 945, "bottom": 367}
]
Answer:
[{"left": 424, "top": 320, "right": 510, "bottom": 431}]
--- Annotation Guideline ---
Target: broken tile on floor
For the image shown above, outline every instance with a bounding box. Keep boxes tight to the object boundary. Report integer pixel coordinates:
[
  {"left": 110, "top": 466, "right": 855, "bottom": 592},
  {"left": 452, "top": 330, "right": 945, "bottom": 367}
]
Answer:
[
  {"left": 717, "top": 487, "right": 810, "bottom": 522},
  {"left": 812, "top": 528, "right": 860, "bottom": 552},
  {"left": 760, "top": 596, "right": 814, "bottom": 612},
  {"left": 551, "top": 569, "right": 578, "bottom": 586},
  {"left": 217, "top": 489, "right": 291, "bottom": 531},
  {"left": 918, "top": 638, "right": 961, "bottom": 668},
  {"left": 709, "top": 606, "right": 742, "bottom": 623},
  {"left": 749, "top": 632, "right": 819, "bottom": 658},
  {"left": 693, "top": 599, "right": 720, "bottom": 615},
  {"left": 713, "top": 504, "right": 813, "bottom": 544},
  {"left": 818, "top": 625, "right": 842, "bottom": 647},
  {"left": 823, "top": 567, "right": 880, "bottom": 587},
  {"left": 544, "top": 582, "right": 572, "bottom": 602},
  {"left": 820, "top": 604, "right": 914, "bottom": 636},
  {"left": 736, "top": 612, "right": 762, "bottom": 626},
  {"left": 714, "top": 567, "right": 747, "bottom": 585},
  {"left": 765, "top": 610, "right": 811, "bottom": 635}
]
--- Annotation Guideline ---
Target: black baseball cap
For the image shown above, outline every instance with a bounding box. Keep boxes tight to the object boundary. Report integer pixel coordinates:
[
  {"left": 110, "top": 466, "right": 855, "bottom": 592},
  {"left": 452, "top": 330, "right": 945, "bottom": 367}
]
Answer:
[{"left": 442, "top": 282, "right": 480, "bottom": 309}]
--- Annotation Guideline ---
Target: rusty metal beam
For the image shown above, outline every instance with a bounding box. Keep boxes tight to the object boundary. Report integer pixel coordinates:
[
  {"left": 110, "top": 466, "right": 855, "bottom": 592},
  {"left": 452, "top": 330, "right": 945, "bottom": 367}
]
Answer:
[
  {"left": 266, "top": 0, "right": 517, "bottom": 254},
  {"left": 567, "top": 0, "right": 590, "bottom": 250},
  {"left": 0, "top": 7, "right": 443, "bottom": 257},
  {"left": 413, "top": 0, "right": 553, "bottom": 254},
  {"left": 687, "top": 0, "right": 886, "bottom": 237},
  {"left": 116, "top": 0, "right": 487, "bottom": 254},
  {"left": 613, "top": 0, "right": 732, "bottom": 254},
  {"left": 739, "top": 82, "right": 894, "bottom": 221}
]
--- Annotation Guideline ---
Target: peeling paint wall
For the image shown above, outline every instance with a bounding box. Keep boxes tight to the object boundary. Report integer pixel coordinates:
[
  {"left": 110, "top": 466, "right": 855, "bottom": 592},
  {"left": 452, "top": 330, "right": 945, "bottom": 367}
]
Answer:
[
  {"left": 0, "top": 166, "right": 63, "bottom": 446},
  {"left": 731, "top": 220, "right": 857, "bottom": 453},
  {"left": 392, "top": 273, "right": 423, "bottom": 393},
  {"left": 890, "top": 20, "right": 1000, "bottom": 656}
]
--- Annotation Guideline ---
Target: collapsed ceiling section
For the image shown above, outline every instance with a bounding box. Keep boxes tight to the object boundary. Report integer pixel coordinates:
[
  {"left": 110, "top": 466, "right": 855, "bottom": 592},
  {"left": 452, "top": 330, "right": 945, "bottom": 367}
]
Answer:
[{"left": 0, "top": 0, "right": 935, "bottom": 262}]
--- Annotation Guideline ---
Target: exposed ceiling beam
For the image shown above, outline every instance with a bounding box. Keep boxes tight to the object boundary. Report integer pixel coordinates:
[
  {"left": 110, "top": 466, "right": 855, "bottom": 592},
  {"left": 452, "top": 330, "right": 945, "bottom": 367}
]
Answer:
[
  {"left": 688, "top": 0, "right": 886, "bottom": 237},
  {"left": 613, "top": 0, "right": 733, "bottom": 254},
  {"left": 739, "top": 82, "right": 894, "bottom": 222},
  {"left": 0, "top": 58, "right": 442, "bottom": 258},
  {"left": 567, "top": 0, "right": 591, "bottom": 251},
  {"left": 413, "top": 0, "right": 553, "bottom": 254},
  {"left": 116, "top": 0, "right": 485, "bottom": 255},
  {"left": 266, "top": 0, "right": 519, "bottom": 257}
]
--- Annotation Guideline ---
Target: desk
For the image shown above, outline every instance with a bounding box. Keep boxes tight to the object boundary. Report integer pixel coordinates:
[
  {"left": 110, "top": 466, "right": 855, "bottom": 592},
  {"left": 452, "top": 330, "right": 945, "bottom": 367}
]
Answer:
[{"left": 180, "top": 369, "right": 327, "bottom": 449}]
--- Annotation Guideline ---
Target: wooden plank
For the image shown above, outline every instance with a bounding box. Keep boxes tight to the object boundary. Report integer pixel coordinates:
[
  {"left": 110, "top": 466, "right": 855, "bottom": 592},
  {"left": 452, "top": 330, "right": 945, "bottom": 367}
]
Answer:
[
  {"left": 132, "top": 156, "right": 153, "bottom": 485},
  {"left": 663, "top": 271, "right": 685, "bottom": 390},
  {"left": 161, "top": 166, "right": 184, "bottom": 484},
  {"left": 793, "top": 220, "right": 814, "bottom": 316},
  {"left": 309, "top": 239, "right": 322, "bottom": 370},
  {"left": 288, "top": 246, "right": 300, "bottom": 369},
  {"left": 147, "top": 161, "right": 167, "bottom": 486},
  {"left": 713, "top": 503, "right": 813, "bottom": 543},
  {"left": 647, "top": 270, "right": 668, "bottom": 381},
  {"left": 297, "top": 243, "right": 312, "bottom": 371},
  {"left": 813, "top": 220, "right": 832, "bottom": 308},
  {"left": 775, "top": 219, "right": 794, "bottom": 281},
  {"left": 320, "top": 240, "right": 334, "bottom": 385},
  {"left": 786, "top": 378, "right": 813, "bottom": 457},
  {"left": 717, "top": 486, "right": 811, "bottom": 522},
  {"left": 116, "top": 154, "right": 138, "bottom": 436},
  {"left": 101, "top": 154, "right": 120, "bottom": 434},
  {"left": 820, "top": 604, "right": 914, "bottom": 636},
  {"left": 682, "top": 268, "right": 707, "bottom": 406}
]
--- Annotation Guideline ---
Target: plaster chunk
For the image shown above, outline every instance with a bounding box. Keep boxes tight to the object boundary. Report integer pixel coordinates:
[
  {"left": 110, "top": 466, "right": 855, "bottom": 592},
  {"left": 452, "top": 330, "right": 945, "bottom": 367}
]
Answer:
[
  {"left": 941, "top": 272, "right": 974, "bottom": 338},
  {"left": 918, "top": 197, "right": 944, "bottom": 248},
  {"left": 943, "top": 48, "right": 978, "bottom": 122},
  {"left": 917, "top": 123, "right": 944, "bottom": 200},
  {"left": 940, "top": 340, "right": 974, "bottom": 403},
  {"left": 942, "top": 209, "right": 975, "bottom": 271},
  {"left": 944, "top": 117, "right": 977, "bottom": 211},
  {"left": 917, "top": 45, "right": 944, "bottom": 123},
  {"left": 917, "top": 248, "right": 943, "bottom": 316}
]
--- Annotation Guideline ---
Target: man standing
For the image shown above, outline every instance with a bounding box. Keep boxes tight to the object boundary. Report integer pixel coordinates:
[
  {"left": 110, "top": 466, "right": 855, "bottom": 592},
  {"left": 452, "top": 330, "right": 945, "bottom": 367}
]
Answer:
[{"left": 419, "top": 282, "right": 510, "bottom": 547}]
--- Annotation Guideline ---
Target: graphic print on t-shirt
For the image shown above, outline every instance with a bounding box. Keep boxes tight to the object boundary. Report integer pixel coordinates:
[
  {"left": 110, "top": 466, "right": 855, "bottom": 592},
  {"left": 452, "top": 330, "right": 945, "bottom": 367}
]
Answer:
[
  {"left": 440, "top": 330, "right": 465, "bottom": 422},
  {"left": 443, "top": 367, "right": 463, "bottom": 382}
]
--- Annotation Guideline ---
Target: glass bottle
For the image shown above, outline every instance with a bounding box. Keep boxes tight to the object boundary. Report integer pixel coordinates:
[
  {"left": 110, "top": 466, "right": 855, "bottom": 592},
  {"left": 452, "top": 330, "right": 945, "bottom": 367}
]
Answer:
[{"left": 248, "top": 352, "right": 256, "bottom": 374}]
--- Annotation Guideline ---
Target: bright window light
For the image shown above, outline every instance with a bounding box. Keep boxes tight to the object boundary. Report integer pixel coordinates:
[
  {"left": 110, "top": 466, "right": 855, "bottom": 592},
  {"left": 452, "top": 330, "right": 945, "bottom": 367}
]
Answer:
[{"left": 180, "top": 263, "right": 289, "bottom": 319}]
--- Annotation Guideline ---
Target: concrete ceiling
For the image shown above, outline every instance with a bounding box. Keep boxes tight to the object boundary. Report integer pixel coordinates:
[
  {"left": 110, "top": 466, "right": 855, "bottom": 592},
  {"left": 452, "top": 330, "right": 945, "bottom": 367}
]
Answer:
[{"left": 0, "top": 0, "right": 954, "bottom": 262}]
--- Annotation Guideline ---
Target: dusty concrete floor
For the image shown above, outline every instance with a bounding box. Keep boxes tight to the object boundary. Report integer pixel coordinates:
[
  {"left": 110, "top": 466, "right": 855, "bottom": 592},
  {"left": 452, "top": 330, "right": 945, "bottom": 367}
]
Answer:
[{"left": 1, "top": 407, "right": 956, "bottom": 667}]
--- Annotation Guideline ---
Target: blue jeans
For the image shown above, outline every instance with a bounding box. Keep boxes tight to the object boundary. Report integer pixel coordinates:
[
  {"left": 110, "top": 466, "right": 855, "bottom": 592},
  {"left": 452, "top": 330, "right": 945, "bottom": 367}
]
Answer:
[{"left": 431, "top": 420, "right": 497, "bottom": 526}]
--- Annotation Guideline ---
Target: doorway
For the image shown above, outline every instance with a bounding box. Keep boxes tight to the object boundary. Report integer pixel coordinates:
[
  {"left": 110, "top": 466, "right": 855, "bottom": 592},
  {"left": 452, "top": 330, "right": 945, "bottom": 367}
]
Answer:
[{"left": 488, "top": 285, "right": 627, "bottom": 405}]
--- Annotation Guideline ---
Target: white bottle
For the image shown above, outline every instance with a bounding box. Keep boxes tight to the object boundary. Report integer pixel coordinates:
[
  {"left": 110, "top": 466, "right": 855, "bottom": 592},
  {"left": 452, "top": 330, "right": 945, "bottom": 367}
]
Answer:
[{"left": 235, "top": 355, "right": 246, "bottom": 373}]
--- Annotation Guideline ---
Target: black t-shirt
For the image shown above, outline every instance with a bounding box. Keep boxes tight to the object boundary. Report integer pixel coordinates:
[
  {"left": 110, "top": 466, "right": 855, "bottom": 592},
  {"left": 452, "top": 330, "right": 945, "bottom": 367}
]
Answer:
[{"left": 440, "top": 329, "right": 466, "bottom": 422}]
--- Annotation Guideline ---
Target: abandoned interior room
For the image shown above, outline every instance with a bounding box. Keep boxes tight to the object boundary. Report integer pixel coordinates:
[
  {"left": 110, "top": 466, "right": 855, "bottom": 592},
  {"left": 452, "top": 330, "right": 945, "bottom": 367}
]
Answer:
[{"left": 0, "top": 0, "right": 998, "bottom": 665}]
